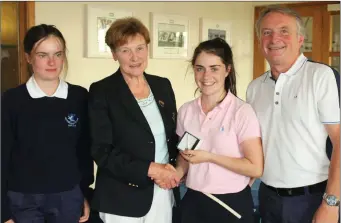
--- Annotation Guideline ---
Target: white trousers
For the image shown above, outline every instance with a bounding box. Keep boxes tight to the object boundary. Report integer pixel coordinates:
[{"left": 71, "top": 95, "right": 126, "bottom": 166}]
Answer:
[{"left": 99, "top": 184, "right": 174, "bottom": 223}]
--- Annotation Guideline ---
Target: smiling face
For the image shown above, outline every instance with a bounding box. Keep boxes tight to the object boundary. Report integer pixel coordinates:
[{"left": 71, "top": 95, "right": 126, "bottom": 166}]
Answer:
[
  {"left": 112, "top": 34, "right": 148, "bottom": 78},
  {"left": 26, "top": 35, "right": 65, "bottom": 81},
  {"left": 193, "top": 51, "right": 230, "bottom": 98},
  {"left": 260, "top": 12, "right": 304, "bottom": 67}
]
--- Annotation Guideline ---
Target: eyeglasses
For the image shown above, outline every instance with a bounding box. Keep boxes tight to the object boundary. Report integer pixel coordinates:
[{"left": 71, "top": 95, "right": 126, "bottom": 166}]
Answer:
[{"left": 116, "top": 44, "right": 148, "bottom": 56}]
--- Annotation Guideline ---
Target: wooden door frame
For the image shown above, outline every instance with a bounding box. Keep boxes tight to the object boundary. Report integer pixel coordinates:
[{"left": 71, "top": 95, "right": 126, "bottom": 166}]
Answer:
[
  {"left": 253, "top": 1, "right": 337, "bottom": 79},
  {"left": 327, "top": 10, "right": 340, "bottom": 65},
  {"left": 18, "top": 1, "right": 35, "bottom": 84}
]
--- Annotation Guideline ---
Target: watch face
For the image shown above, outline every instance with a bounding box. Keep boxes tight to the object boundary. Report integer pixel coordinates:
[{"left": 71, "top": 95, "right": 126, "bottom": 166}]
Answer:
[{"left": 326, "top": 195, "right": 338, "bottom": 206}]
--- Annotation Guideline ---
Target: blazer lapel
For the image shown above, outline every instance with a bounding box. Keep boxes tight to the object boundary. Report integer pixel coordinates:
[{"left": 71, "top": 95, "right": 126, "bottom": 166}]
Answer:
[
  {"left": 116, "top": 71, "right": 152, "bottom": 135},
  {"left": 146, "top": 75, "right": 172, "bottom": 138}
]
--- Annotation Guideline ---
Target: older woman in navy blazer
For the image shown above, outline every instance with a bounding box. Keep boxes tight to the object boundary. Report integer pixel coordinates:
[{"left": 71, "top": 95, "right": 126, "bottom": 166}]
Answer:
[{"left": 88, "top": 17, "right": 180, "bottom": 223}]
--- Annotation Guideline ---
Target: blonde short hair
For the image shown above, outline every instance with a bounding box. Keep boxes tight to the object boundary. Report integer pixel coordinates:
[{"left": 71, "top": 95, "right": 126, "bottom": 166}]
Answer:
[{"left": 255, "top": 6, "right": 305, "bottom": 40}]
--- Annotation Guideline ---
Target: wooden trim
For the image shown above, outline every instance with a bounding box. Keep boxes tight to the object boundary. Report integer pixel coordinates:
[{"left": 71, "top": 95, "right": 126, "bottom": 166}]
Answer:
[
  {"left": 330, "top": 11, "right": 340, "bottom": 15},
  {"left": 254, "top": 2, "right": 339, "bottom": 11},
  {"left": 257, "top": 1, "right": 339, "bottom": 8},
  {"left": 329, "top": 52, "right": 340, "bottom": 57},
  {"left": 310, "top": 5, "right": 324, "bottom": 63},
  {"left": 18, "top": 1, "right": 35, "bottom": 84},
  {"left": 253, "top": 6, "right": 266, "bottom": 80},
  {"left": 303, "top": 52, "right": 313, "bottom": 58}
]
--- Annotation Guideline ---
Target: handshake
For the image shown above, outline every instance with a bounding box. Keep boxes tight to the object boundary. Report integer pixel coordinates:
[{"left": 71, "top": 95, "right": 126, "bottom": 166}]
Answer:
[{"left": 148, "top": 162, "right": 184, "bottom": 190}]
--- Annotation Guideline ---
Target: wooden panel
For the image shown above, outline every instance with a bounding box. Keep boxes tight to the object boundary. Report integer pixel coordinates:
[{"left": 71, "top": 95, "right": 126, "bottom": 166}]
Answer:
[
  {"left": 330, "top": 11, "right": 340, "bottom": 15},
  {"left": 303, "top": 52, "right": 312, "bottom": 58},
  {"left": 321, "top": 5, "right": 331, "bottom": 64},
  {"left": 1, "top": 2, "right": 18, "bottom": 45},
  {"left": 289, "top": 5, "right": 324, "bottom": 62},
  {"left": 253, "top": 6, "right": 266, "bottom": 80},
  {"left": 330, "top": 52, "right": 340, "bottom": 56},
  {"left": 18, "top": 1, "right": 35, "bottom": 84}
]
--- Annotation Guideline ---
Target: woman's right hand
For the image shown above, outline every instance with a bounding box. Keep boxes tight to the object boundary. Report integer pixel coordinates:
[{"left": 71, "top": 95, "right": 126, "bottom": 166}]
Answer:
[
  {"left": 5, "top": 219, "right": 14, "bottom": 223},
  {"left": 148, "top": 163, "right": 180, "bottom": 189}
]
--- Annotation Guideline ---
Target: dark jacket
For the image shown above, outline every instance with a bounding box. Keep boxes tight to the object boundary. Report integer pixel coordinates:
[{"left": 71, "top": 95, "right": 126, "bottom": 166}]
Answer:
[{"left": 88, "top": 69, "right": 180, "bottom": 217}]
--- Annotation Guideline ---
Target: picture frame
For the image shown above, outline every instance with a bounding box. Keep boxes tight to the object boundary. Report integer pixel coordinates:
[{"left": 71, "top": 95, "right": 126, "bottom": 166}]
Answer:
[
  {"left": 150, "top": 13, "right": 189, "bottom": 59},
  {"left": 85, "top": 4, "right": 133, "bottom": 58},
  {"left": 199, "top": 18, "right": 232, "bottom": 45}
]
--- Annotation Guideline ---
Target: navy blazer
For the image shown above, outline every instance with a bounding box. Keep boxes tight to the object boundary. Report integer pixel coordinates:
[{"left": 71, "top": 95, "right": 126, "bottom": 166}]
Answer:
[{"left": 88, "top": 69, "right": 180, "bottom": 217}]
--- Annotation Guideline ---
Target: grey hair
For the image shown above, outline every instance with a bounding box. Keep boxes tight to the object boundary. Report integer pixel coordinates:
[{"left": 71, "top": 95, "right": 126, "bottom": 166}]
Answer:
[{"left": 255, "top": 5, "right": 305, "bottom": 40}]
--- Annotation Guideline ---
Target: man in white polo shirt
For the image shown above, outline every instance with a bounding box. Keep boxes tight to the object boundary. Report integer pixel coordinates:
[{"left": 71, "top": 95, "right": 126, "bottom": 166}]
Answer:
[{"left": 247, "top": 6, "right": 340, "bottom": 223}]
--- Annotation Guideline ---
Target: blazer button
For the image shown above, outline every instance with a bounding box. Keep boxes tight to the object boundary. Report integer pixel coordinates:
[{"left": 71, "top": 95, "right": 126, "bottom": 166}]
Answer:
[
  {"left": 167, "top": 138, "right": 170, "bottom": 142},
  {"left": 149, "top": 141, "right": 154, "bottom": 144},
  {"left": 136, "top": 185, "right": 139, "bottom": 187},
  {"left": 170, "top": 158, "right": 174, "bottom": 161},
  {"left": 128, "top": 183, "right": 132, "bottom": 186}
]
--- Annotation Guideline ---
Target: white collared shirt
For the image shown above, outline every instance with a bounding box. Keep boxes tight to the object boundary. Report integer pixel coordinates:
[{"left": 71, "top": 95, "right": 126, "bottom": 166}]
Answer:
[
  {"left": 246, "top": 54, "right": 340, "bottom": 188},
  {"left": 26, "top": 76, "right": 68, "bottom": 99}
]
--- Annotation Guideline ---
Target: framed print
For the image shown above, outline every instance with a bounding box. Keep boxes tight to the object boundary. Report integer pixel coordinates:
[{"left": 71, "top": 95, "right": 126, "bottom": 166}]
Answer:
[
  {"left": 150, "top": 13, "right": 189, "bottom": 59},
  {"left": 199, "top": 18, "right": 232, "bottom": 45},
  {"left": 85, "top": 4, "right": 132, "bottom": 58}
]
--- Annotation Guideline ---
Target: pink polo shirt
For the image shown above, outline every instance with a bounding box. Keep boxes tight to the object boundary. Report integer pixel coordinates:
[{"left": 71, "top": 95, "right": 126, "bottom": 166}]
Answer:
[{"left": 176, "top": 91, "right": 261, "bottom": 194}]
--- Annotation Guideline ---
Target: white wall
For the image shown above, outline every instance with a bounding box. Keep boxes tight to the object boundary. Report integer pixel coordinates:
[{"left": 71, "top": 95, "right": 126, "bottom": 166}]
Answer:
[{"left": 35, "top": 2, "right": 255, "bottom": 105}]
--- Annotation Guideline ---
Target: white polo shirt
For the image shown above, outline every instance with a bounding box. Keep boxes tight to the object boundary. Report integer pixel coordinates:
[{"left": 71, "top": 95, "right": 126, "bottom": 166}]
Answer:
[{"left": 246, "top": 54, "right": 340, "bottom": 188}]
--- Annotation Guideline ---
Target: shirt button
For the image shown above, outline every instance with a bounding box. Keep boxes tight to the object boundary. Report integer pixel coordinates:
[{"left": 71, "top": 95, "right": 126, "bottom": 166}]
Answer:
[
  {"left": 149, "top": 141, "right": 153, "bottom": 144},
  {"left": 276, "top": 92, "right": 280, "bottom": 95},
  {"left": 275, "top": 101, "right": 279, "bottom": 105}
]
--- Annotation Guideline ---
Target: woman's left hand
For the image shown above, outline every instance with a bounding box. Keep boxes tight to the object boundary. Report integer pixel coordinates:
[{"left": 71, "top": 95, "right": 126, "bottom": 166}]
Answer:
[
  {"left": 181, "top": 149, "right": 212, "bottom": 164},
  {"left": 79, "top": 199, "right": 90, "bottom": 222}
]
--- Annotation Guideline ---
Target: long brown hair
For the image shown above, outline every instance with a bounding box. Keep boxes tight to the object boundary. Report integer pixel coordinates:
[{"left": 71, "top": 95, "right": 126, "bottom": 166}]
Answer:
[{"left": 191, "top": 38, "right": 237, "bottom": 96}]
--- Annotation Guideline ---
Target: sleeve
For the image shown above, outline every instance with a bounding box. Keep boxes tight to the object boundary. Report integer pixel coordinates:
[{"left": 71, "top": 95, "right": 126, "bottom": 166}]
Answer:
[
  {"left": 246, "top": 81, "right": 254, "bottom": 104},
  {"left": 325, "top": 68, "right": 340, "bottom": 160},
  {"left": 235, "top": 104, "right": 261, "bottom": 144},
  {"left": 316, "top": 68, "right": 340, "bottom": 123},
  {"left": 88, "top": 82, "right": 152, "bottom": 188},
  {"left": 1, "top": 92, "right": 15, "bottom": 222},
  {"left": 176, "top": 105, "right": 186, "bottom": 138},
  {"left": 76, "top": 89, "right": 94, "bottom": 201}
]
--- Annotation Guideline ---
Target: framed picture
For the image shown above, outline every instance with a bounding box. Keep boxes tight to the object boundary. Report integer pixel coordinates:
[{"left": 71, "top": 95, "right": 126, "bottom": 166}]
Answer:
[
  {"left": 85, "top": 4, "right": 132, "bottom": 58},
  {"left": 199, "top": 18, "right": 232, "bottom": 45},
  {"left": 150, "top": 13, "right": 189, "bottom": 59}
]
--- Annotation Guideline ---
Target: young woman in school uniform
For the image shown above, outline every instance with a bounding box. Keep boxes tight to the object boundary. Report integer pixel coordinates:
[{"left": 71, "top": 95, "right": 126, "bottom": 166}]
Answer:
[
  {"left": 1, "top": 24, "right": 94, "bottom": 223},
  {"left": 174, "top": 38, "right": 264, "bottom": 223}
]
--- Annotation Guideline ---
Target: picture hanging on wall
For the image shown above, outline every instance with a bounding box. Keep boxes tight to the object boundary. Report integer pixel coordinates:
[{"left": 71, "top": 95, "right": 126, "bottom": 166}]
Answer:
[
  {"left": 199, "top": 18, "right": 232, "bottom": 45},
  {"left": 150, "top": 13, "right": 189, "bottom": 59},
  {"left": 85, "top": 4, "right": 132, "bottom": 58}
]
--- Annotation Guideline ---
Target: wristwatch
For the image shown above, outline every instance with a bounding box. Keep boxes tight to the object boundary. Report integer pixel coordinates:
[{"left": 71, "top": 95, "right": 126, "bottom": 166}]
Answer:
[{"left": 323, "top": 193, "right": 340, "bottom": 206}]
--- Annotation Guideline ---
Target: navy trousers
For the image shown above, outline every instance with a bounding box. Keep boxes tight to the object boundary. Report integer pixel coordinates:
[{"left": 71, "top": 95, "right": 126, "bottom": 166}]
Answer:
[
  {"left": 181, "top": 186, "right": 254, "bottom": 223},
  {"left": 259, "top": 182, "right": 332, "bottom": 223},
  {"left": 7, "top": 185, "right": 83, "bottom": 223}
]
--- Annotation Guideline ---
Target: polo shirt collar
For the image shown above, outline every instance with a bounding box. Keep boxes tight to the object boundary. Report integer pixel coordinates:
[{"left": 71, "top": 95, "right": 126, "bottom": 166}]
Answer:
[
  {"left": 26, "top": 76, "right": 68, "bottom": 99},
  {"left": 263, "top": 53, "right": 307, "bottom": 82},
  {"left": 197, "top": 90, "right": 233, "bottom": 111}
]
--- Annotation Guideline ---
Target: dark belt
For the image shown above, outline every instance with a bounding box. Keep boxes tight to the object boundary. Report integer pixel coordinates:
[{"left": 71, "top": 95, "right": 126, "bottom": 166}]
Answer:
[{"left": 264, "top": 180, "right": 327, "bottom": 197}]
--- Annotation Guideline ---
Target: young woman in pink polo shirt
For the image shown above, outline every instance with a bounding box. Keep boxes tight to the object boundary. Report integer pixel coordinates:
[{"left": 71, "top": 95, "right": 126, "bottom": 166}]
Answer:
[{"left": 175, "top": 38, "right": 264, "bottom": 223}]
